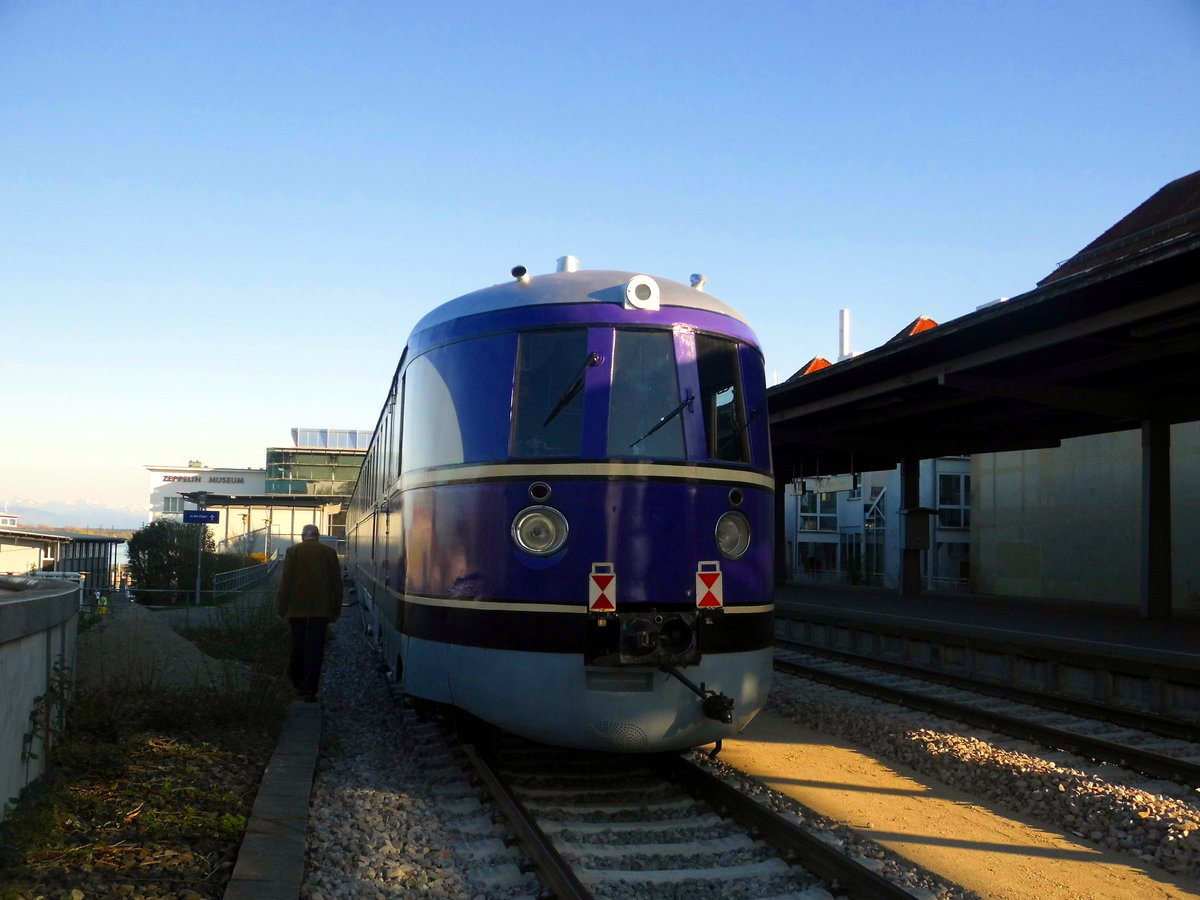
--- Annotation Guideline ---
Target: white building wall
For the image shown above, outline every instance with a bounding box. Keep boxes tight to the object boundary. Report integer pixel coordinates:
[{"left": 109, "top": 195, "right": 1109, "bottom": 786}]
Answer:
[
  {"left": 209, "top": 504, "right": 327, "bottom": 555},
  {"left": 973, "top": 423, "right": 1200, "bottom": 608},
  {"left": 147, "top": 465, "right": 267, "bottom": 522},
  {"left": 0, "top": 543, "right": 43, "bottom": 576},
  {"left": 784, "top": 457, "right": 969, "bottom": 590}
]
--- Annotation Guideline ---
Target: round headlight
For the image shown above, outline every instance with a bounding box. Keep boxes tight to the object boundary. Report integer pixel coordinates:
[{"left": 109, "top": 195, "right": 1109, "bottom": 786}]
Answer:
[
  {"left": 511, "top": 506, "right": 569, "bottom": 556},
  {"left": 715, "top": 510, "right": 750, "bottom": 559}
]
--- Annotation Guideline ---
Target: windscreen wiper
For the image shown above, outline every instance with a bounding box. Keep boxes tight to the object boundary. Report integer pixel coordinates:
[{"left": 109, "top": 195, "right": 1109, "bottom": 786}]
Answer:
[
  {"left": 630, "top": 394, "right": 693, "bottom": 448},
  {"left": 543, "top": 352, "right": 600, "bottom": 427}
]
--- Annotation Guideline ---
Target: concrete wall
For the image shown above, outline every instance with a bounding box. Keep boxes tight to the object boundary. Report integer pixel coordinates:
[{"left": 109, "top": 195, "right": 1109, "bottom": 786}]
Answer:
[
  {"left": 973, "top": 422, "right": 1200, "bottom": 609},
  {"left": 0, "top": 578, "right": 78, "bottom": 822}
]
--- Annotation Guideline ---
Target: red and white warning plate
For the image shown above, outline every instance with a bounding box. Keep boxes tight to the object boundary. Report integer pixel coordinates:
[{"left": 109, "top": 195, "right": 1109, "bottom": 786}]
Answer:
[
  {"left": 589, "top": 562, "right": 616, "bottom": 612},
  {"left": 696, "top": 561, "right": 723, "bottom": 608}
]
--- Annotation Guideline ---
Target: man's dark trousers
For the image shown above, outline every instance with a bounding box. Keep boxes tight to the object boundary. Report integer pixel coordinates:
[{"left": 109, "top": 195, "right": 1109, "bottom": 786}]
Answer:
[{"left": 288, "top": 617, "right": 329, "bottom": 697}]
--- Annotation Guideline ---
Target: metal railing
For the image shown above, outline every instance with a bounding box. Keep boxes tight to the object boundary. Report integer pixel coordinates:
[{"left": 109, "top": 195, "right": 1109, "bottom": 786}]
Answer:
[{"left": 212, "top": 554, "right": 280, "bottom": 596}]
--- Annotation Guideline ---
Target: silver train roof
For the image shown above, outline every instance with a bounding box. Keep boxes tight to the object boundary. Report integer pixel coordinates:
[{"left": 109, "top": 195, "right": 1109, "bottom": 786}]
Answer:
[{"left": 412, "top": 266, "right": 749, "bottom": 334}]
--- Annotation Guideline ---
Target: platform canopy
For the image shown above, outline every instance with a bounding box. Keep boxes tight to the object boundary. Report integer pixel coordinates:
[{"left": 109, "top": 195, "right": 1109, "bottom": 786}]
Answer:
[
  {"left": 768, "top": 229, "right": 1200, "bottom": 480},
  {"left": 177, "top": 491, "right": 343, "bottom": 511}
]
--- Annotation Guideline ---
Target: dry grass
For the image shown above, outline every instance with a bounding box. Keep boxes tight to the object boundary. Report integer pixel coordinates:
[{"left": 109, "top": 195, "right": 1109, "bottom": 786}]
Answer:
[{"left": 0, "top": 588, "right": 294, "bottom": 900}]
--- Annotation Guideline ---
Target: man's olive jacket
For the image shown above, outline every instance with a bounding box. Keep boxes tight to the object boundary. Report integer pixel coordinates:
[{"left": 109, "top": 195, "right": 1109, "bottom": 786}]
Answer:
[{"left": 276, "top": 540, "right": 343, "bottom": 621}]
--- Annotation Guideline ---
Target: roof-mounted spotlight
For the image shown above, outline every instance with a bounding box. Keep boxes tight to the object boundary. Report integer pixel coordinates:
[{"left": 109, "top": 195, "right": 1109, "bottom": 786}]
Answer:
[
  {"left": 690, "top": 274, "right": 707, "bottom": 292},
  {"left": 624, "top": 275, "right": 660, "bottom": 311},
  {"left": 512, "top": 265, "right": 531, "bottom": 284}
]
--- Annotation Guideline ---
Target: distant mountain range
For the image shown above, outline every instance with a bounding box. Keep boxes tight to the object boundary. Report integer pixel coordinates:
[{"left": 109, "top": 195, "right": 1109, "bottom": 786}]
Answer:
[{"left": 2, "top": 500, "right": 147, "bottom": 531}]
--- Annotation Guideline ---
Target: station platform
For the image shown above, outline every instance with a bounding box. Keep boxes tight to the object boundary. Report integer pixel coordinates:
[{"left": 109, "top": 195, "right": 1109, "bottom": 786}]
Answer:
[{"left": 774, "top": 582, "right": 1200, "bottom": 672}]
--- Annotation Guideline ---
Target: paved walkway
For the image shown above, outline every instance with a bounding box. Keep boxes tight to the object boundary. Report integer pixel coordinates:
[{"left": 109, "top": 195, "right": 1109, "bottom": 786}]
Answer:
[{"left": 223, "top": 700, "right": 321, "bottom": 900}]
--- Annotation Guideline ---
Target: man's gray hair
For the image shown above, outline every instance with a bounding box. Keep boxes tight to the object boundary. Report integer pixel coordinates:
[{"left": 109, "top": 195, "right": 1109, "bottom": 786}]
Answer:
[{"left": 301, "top": 524, "right": 320, "bottom": 539}]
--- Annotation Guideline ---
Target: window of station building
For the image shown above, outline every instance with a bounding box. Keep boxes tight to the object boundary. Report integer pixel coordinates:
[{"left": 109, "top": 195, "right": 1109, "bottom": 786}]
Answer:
[
  {"left": 938, "top": 473, "right": 970, "bottom": 528},
  {"left": 608, "top": 329, "right": 684, "bottom": 459},
  {"left": 696, "top": 334, "right": 749, "bottom": 464},
  {"left": 511, "top": 329, "right": 589, "bottom": 458},
  {"left": 798, "top": 491, "right": 837, "bottom": 532},
  {"left": 162, "top": 497, "right": 184, "bottom": 513}
]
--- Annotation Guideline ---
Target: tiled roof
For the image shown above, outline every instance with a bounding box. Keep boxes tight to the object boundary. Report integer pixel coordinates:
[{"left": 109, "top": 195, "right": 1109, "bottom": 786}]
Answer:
[{"left": 1040, "top": 169, "right": 1200, "bottom": 285}]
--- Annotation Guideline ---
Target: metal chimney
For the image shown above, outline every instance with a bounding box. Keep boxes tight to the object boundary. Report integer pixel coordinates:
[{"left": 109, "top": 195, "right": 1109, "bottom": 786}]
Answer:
[
  {"left": 557, "top": 255, "right": 579, "bottom": 273},
  {"left": 838, "top": 309, "right": 851, "bottom": 361}
]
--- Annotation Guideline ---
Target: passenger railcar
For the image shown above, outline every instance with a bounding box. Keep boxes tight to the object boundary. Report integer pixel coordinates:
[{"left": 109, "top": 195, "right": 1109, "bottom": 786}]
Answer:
[{"left": 346, "top": 259, "right": 774, "bottom": 752}]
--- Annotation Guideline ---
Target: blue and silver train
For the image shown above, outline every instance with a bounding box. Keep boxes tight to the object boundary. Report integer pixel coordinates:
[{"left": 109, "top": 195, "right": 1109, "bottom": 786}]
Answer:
[{"left": 345, "top": 258, "right": 774, "bottom": 752}]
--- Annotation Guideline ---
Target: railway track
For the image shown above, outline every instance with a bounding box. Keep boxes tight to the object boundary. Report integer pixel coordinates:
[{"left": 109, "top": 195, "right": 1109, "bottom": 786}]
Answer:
[
  {"left": 775, "top": 640, "right": 1200, "bottom": 786},
  {"left": 462, "top": 738, "right": 922, "bottom": 900}
]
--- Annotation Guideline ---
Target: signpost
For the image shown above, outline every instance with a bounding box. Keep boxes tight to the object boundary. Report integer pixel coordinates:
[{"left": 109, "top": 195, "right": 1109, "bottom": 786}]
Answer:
[
  {"left": 183, "top": 504, "right": 218, "bottom": 604},
  {"left": 182, "top": 510, "right": 219, "bottom": 524}
]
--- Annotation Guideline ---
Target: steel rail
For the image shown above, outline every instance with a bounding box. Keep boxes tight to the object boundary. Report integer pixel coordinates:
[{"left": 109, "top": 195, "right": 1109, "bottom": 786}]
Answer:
[
  {"left": 461, "top": 744, "right": 593, "bottom": 900},
  {"left": 774, "top": 656, "right": 1200, "bottom": 785},
  {"left": 777, "top": 638, "right": 1199, "bottom": 741},
  {"left": 655, "top": 755, "right": 918, "bottom": 900}
]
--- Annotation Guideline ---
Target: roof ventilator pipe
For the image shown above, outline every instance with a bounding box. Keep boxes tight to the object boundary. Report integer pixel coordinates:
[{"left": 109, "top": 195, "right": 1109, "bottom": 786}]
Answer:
[{"left": 557, "top": 255, "right": 579, "bottom": 273}]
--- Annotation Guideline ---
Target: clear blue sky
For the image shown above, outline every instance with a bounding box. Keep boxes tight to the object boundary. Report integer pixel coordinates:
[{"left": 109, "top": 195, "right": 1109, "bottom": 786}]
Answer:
[{"left": 2, "top": 0, "right": 1198, "bottom": 513}]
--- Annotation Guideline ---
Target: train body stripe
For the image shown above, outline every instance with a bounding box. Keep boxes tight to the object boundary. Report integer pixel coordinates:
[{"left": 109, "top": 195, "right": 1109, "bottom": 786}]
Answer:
[
  {"left": 403, "top": 592, "right": 581, "bottom": 614},
  {"left": 397, "top": 461, "right": 775, "bottom": 493},
  {"left": 377, "top": 586, "right": 773, "bottom": 617}
]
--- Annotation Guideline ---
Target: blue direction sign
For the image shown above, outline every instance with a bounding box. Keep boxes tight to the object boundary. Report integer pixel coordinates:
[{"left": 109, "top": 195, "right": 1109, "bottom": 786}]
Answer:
[{"left": 183, "top": 510, "right": 220, "bottom": 524}]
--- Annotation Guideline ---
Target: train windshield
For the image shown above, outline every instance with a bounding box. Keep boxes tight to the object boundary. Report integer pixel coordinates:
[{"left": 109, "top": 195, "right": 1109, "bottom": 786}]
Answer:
[
  {"left": 608, "top": 330, "right": 685, "bottom": 458},
  {"left": 696, "top": 334, "right": 750, "bottom": 463},
  {"left": 511, "top": 329, "right": 588, "bottom": 457}
]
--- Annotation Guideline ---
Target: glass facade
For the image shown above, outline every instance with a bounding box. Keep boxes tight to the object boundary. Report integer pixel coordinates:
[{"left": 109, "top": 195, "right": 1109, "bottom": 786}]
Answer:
[
  {"left": 291, "top": 428, "right": 373, "bottom": 450},
  {"left": 265, "top": 448, "right": 365, "bottom": 495}
]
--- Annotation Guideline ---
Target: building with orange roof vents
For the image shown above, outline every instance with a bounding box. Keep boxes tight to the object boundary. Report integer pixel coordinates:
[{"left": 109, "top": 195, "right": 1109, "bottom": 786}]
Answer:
[
  {"left": 787, "top": 356, "right": 832, "bottom": 380},
  {"left": 887, "top": 316, "right": 938, "bottom": 344}
]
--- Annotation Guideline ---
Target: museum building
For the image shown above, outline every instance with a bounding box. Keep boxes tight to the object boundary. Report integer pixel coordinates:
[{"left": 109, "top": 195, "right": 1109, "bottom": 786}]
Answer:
[{"left": 147, "top": 427, "right": 371, "bottom": 557}]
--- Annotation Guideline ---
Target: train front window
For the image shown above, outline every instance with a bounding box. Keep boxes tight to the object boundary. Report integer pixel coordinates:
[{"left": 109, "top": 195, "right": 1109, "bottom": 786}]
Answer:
[
  {"left": 608, "top": 330, "right": 684, "bottom": 458},
  {"left": 511, "top": 329, "right": 588, "bottom": 457},
  {"left": 696, "top": 334, "right": 750, "bottom": 463}
]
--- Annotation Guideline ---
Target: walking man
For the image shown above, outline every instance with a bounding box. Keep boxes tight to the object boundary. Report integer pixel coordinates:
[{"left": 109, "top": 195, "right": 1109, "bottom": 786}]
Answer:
[{"left": 276, "top": 524, "right": 343, "bottom": 702}]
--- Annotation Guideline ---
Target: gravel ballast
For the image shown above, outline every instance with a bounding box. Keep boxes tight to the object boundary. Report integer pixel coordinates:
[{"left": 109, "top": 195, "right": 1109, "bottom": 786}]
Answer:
[{"left": 300, "top": 608, "right": 1200, "bottom": 897}]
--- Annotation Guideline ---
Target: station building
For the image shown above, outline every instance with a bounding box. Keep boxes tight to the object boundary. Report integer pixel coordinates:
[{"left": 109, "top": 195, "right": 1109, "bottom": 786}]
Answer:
[
  {"left": 784, "top": 455, "right": 971, "bottom": 592},
  {"left": 782, "top": 319, "right": 973, "bottom": 592},
  {"left": 777, "top": 168, "right": 1200, "bottom": 614},
  {"left": 0, "top": 515, "right": 124, "bottom": 590},
  {"left": 147, "top": 427, "right": 371, "bottom": 557}
]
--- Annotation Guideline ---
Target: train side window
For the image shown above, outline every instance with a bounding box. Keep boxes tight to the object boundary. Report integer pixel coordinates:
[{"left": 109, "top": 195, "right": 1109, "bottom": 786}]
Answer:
[
  {"left": 696, "top": 334, "right": 749, "bottom": 463},
  {"left": 402, "top": 353, "right": 465, "bottom": 472},
  {"left": 511, "top": 329, "right": 588, "bottom": 457},
  {"left": 608, "top": 329, "right": 685, "bottom": 459}
]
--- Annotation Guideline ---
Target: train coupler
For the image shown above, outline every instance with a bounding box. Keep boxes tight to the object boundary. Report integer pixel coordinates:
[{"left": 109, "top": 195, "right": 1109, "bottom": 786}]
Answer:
[{"left": 659, "top": 664, "right": 734, "bottom": 724}]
